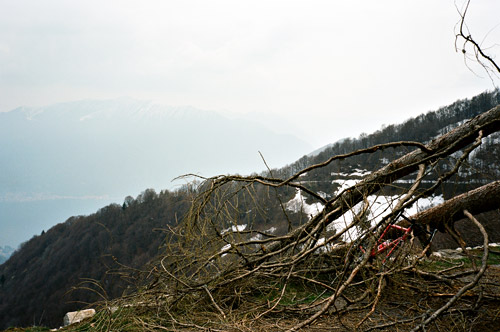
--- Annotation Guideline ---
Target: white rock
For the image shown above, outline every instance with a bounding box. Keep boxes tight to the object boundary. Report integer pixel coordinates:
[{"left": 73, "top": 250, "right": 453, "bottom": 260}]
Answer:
[{"left": 63, "top": 309, "right": 95, "bottom": 326}]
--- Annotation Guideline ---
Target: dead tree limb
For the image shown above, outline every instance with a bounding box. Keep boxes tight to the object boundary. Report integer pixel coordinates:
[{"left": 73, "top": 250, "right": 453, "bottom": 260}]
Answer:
[
  {"left": 455, "top": 0, "right": 500, "bottom": 76},
  {"left": 411, "top": 180, "right": 500, "bottom": 231}
]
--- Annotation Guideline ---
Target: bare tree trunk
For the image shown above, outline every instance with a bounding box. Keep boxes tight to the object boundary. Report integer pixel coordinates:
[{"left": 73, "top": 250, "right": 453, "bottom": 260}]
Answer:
[{"left": 411, "top": 180, "right": 500, "bottom": 231}]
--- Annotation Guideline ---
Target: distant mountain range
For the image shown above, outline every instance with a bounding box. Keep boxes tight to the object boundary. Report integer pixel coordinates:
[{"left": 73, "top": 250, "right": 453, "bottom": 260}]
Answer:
[{"left": 0, "top": 98, "right": 312, "bottom": 248}]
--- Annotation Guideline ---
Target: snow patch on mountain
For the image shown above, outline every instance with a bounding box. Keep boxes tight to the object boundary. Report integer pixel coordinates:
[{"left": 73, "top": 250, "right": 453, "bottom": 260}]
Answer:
[
  {"left": 332, "top": 179, "right": 360, "bottom": 193},
  {"left": 286, "top": 189, "right": 323, "bottom": 218},
  {"left": 221, "top": 224, "right": 247, "bottom": 235},
  {"left": 327, "top": 193, "right": 444, "bottom": 242},
  {"left": 284, "top": 177, "right": 444, "bottom": 243},
  {"left": 331, "top": 169, "right": 370, "bottom": 177}
]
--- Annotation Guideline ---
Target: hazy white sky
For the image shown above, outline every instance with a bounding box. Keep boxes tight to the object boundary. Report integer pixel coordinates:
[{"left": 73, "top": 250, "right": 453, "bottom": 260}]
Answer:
[{"left": 1, "top": 0, "right": 499, "bottom": 147}]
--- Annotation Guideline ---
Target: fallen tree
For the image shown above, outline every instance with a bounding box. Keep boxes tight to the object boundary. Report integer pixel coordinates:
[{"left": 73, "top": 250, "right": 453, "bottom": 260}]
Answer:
[
  {"left": 412, "top": 180, "right": 500, "bottom": 231},
  {"left": 83, "top": 103, "right": 500, "bottom": 332}
]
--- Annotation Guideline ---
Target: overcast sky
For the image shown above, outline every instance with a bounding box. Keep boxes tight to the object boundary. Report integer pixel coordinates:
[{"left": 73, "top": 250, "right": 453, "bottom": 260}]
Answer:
[{"left": 1, "top": 0, "right": 499, "bottom": 147}]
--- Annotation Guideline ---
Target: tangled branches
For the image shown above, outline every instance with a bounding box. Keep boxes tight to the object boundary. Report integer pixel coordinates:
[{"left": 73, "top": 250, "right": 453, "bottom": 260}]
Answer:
[{"left": 84, "top": 104, "right": 500, "bottom": 332}]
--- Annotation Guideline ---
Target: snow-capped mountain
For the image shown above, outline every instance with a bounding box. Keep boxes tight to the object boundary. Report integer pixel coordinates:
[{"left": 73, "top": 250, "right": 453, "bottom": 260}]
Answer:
[{"left": 10, "top": 98, "right": 222, "bottom": 122}]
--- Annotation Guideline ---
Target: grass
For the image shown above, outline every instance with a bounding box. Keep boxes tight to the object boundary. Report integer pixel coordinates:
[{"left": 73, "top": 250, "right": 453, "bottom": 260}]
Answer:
[
  {"left": 3, "top": 328, "right": 50, "bottom": 332},
  {"left": 420, "top": 248, "right": 500, "bottom": 271}
]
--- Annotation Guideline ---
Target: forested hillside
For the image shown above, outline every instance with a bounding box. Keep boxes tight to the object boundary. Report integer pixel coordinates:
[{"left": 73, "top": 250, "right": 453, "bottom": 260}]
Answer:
[
  {"left": 284, "top": 89, "right": 500, "bottom": 184},
  {"left": 0, "top": 188, "right": 193, "bottom": 328},
  {"left": 1, "top": 89, "right": 499, "bottom": 329}
]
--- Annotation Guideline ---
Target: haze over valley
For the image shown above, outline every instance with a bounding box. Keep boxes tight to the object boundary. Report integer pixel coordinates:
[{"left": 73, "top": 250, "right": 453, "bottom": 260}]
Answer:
[{"left": 0, "top": 98, "right": 312, "bottom": 248}]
